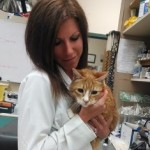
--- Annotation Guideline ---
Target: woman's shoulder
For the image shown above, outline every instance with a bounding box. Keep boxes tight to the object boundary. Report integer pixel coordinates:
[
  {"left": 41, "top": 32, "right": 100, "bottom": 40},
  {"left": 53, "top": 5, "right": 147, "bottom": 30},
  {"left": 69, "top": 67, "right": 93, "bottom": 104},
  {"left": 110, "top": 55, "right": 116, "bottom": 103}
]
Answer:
[
  {"left": 19, "top": 70, "right": 51, "bottom": 96},
  {"left": 21, "top": 69, "right": 49, "bottom": 84}
]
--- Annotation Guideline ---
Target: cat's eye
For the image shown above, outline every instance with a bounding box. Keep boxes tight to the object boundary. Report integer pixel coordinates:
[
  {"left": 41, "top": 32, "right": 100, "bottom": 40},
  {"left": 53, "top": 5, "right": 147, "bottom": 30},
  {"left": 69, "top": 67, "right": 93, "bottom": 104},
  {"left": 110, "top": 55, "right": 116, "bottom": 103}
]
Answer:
[
  {"left": 91, "top": 90, "right": 98, "bottom": 95},
  {"left": 77, "top": 88, "right": 84, "bottom": 93}
]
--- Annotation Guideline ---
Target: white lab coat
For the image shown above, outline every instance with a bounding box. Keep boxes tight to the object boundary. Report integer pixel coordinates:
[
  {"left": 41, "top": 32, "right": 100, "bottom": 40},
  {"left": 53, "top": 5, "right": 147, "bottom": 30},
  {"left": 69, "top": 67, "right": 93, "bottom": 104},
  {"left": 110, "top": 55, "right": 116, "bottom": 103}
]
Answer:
[{"left": 18, "top": 68, "right": 96, "bottom": 150}]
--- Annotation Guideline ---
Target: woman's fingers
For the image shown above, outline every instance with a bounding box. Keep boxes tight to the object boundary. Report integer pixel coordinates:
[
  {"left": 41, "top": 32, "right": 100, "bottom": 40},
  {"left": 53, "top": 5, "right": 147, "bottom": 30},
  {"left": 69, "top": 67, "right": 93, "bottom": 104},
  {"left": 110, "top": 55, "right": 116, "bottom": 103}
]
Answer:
[
  {"left": 89, "top": 115, "right": 112, "bottom": 139},
  {"left": 97, "top": 115, "right": 107, "bottom": 127},
  {"left": 97, "top": 89, "right": 108, "bottom": 106},
  {"left": 92, "top": 115, "right": 107, "bottom": 130},
  {"left": 107, "top": 116, "right": 113, "bottom": 126}
]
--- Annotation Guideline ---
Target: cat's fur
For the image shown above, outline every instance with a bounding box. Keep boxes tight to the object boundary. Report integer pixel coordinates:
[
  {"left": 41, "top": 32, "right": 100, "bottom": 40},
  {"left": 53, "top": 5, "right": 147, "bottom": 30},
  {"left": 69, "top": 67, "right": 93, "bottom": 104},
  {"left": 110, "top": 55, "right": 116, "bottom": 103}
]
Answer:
[{"left": 69, "top": 68, "right": 119, "bottom": 150}]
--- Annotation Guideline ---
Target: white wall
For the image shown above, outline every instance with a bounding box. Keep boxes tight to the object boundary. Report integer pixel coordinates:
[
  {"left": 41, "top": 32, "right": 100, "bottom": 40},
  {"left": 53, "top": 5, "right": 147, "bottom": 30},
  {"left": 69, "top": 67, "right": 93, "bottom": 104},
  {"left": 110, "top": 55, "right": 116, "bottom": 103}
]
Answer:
[
  {"left": 77, "top": 0, "right": 122, "bottom": 69},
  {"left": 78, "top": 0, "right": 122, "bottom": 34},
  {"left": 88, "top": 38, "right": 107, "bottom": 70}
]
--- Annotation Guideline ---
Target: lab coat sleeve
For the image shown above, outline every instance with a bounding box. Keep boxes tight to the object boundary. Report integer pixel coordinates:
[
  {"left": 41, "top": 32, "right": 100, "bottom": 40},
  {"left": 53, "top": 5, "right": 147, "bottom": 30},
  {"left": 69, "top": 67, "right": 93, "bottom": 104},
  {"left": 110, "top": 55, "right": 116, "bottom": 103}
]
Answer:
[{"left": 18, "top": 73, "right": 96, "bottom": 150}]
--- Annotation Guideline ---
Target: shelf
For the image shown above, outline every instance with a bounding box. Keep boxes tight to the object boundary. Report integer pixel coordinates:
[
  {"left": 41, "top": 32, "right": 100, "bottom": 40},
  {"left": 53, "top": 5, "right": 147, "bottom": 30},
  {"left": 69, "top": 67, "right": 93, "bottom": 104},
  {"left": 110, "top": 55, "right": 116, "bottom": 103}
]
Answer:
[
  {"left": 0, "top": 113, "right": 18, "bottom": 117},
  {"left": 123, "top": 12, "right": 150, "bottom": 37},
  {"left": 121, "top": 100, "right": 150, "bottom": 104},
  {"left": 139, "top": 59, "right": 150, "bottom": 67},
  {"left": 121, "top": 114, "right": 150, "bottom": 119},
  {"left": 131, "top": 78, "right": 150, "bottom": 82}
]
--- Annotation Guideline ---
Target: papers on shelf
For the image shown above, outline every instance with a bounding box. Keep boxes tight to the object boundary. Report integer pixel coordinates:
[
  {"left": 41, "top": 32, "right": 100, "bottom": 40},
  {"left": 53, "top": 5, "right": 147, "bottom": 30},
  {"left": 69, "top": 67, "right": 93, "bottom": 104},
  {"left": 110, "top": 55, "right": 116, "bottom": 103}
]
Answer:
[{"left": 117, "top": 38, "right": 145, "bottom": 74}]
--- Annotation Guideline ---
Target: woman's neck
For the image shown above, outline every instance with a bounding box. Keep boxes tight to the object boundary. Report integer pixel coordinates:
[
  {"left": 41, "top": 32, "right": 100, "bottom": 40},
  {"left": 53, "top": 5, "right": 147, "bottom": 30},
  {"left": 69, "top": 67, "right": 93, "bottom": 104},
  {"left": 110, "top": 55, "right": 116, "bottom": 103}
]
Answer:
[
  {"left": 66, "top": 70, "right": 73, "bottom": 80},
  {"left": 58, "top": 66, "right": 73, "bottom": 80}
]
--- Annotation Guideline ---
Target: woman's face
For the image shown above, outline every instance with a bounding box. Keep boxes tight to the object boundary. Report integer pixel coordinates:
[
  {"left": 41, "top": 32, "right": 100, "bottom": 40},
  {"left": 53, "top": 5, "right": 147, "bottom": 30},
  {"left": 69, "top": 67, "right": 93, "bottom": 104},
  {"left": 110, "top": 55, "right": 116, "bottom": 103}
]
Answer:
[{"left": 54, "top": 18, "right": 83, "bottom": 77}]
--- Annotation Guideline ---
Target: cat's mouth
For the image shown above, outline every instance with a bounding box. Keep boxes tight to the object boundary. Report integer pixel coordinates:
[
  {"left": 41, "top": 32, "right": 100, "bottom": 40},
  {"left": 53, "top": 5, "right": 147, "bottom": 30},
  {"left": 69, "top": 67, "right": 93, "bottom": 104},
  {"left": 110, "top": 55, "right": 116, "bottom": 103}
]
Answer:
[
  {"left": 78, "top": 101, "right": 95, "bottom": 107},
  {"left": 77, "top": 101, "right": 87, "bottom": 107},
  {"left": 82, "top": 104, "right": 88, "bottom": 107}
]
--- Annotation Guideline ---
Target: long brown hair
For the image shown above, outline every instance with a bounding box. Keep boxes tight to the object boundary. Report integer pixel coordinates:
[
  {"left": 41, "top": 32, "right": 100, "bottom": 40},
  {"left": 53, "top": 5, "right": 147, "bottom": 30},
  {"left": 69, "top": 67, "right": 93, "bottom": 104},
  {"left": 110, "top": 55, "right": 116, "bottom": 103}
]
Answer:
[{"left": 25, "top": 0, "right": 88, "bottom": 99}]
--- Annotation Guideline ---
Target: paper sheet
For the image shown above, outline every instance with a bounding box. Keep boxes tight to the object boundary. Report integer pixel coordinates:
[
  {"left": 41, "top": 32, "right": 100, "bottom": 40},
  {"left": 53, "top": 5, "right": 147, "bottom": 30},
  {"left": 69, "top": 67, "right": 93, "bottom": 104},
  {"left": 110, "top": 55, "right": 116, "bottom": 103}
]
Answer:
[
  {"left": 0, "top": 19, "right": 33, "bottom": 82},
  {"left": 116, "top": 38, "right": 145, "bottom": 74},
  {"left": 109, "top": 134, "right": 129, "bottom": 150}
]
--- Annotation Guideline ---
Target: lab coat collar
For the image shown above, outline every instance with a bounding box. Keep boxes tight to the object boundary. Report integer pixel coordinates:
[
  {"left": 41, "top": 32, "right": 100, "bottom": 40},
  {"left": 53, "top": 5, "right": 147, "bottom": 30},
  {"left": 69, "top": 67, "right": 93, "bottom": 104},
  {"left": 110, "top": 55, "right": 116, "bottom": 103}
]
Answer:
[{"left": 58, "top": 66, "right": 72, "bottom": 88}]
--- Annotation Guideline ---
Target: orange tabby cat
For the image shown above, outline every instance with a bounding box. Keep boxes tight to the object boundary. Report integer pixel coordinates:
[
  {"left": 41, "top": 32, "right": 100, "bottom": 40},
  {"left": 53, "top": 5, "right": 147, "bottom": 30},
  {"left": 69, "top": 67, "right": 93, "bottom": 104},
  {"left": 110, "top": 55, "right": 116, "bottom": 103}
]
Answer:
[{"left": 69, "top": 68, "right": 119, "bottom": 150}]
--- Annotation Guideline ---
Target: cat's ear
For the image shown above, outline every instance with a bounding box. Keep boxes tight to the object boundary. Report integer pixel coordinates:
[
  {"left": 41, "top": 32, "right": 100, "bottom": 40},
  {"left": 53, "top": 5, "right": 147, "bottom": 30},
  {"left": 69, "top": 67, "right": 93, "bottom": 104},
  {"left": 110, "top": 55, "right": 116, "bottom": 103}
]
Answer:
[
  {"left": 72, "top": 68, "right": 83, "bottom": 80},
  {"left": 96, "top": 71, "right": 108, "bottom": 82}
]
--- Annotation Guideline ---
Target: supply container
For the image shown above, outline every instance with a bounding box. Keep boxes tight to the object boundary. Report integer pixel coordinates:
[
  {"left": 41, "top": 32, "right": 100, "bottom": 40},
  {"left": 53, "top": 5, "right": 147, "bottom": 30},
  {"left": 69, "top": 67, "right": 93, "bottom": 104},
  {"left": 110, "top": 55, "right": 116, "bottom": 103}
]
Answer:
[{"left": 0, "top": 83, "right": 9, "bottom": 101}]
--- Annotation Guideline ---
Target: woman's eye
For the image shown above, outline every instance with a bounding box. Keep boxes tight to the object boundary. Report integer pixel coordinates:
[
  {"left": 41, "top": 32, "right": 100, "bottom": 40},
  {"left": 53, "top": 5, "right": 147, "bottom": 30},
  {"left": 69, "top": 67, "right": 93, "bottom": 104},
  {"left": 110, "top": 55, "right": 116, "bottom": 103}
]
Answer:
[
  {"left": 70, "top": 34, "right": 80, "bottom": 41},
  {"left": 77, "top": 88, "right": 84, "bottom": 93},
  {"left": 55, "top": 39, "right": 61, "bottom": 46},
  {"left": 91, "top": 90, "right": 98, "bottom": 95}
]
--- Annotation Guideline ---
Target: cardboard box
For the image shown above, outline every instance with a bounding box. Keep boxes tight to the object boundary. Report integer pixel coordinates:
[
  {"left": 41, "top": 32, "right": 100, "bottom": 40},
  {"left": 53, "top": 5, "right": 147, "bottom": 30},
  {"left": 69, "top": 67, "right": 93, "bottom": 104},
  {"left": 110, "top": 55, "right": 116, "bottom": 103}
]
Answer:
[{"left": 138, "top": 0, "right": 150, "bottom": 17}]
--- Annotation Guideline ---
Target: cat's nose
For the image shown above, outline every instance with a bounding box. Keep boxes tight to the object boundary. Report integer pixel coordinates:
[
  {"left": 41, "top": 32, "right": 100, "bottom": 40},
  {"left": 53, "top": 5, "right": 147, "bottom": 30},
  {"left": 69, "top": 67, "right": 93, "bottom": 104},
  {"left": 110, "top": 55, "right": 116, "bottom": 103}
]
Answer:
[{"left": 83, "top": 99, "right": 89, "bottom": 103}]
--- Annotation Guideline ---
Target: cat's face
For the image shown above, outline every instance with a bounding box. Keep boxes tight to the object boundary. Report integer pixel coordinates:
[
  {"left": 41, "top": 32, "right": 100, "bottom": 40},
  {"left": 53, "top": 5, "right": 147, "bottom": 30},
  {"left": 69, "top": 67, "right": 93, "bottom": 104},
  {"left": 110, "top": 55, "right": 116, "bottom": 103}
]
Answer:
[{"left": 69, "top": 68, "right": 107, "bottom": 107}]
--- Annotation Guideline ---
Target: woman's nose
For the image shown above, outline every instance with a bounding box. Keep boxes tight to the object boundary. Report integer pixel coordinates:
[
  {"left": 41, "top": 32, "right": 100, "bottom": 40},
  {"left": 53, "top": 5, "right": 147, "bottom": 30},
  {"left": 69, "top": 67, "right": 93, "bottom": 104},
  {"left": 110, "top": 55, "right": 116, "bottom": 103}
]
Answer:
[{"left": 64, "top": 41, "right": 73, "bottom": 55}]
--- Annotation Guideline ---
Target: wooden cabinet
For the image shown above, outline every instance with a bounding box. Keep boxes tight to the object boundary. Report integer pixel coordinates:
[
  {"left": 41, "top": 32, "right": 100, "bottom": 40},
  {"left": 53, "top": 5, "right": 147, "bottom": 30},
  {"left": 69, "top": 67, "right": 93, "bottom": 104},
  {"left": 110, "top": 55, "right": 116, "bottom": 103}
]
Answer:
[
  {"left": 123, "top": 1, "right": 150, "bottom": 83},
  {"left": 114, "top": 0, "right": 150, "bottom": 107}
]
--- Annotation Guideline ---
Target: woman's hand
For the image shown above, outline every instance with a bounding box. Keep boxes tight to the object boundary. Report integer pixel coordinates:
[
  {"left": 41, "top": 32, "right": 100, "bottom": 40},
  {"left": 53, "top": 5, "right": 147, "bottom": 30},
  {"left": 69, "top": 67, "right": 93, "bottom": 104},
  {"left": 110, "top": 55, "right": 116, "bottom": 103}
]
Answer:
[
  {"left": 89, "top": 115, "right": 112, "bottom": 139},
  {"left": 79, "top": 90, "right": 108, "bottom": 123}
]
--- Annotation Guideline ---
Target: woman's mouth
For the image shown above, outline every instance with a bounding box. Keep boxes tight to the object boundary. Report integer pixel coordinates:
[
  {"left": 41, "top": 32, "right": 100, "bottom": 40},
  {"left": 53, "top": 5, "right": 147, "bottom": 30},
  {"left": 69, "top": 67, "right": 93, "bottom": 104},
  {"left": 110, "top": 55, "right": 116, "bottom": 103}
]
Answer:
[{"left": 64, "top": 56, "right": 76, "bottom": 61}]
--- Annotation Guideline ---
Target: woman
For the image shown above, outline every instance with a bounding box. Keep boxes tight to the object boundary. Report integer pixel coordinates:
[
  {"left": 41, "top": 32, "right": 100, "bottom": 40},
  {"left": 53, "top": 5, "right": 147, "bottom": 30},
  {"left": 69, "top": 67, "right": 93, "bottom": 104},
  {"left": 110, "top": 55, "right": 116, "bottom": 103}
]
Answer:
[{"left": 18, "top": 0, "right": 112, "bottom": 149}]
